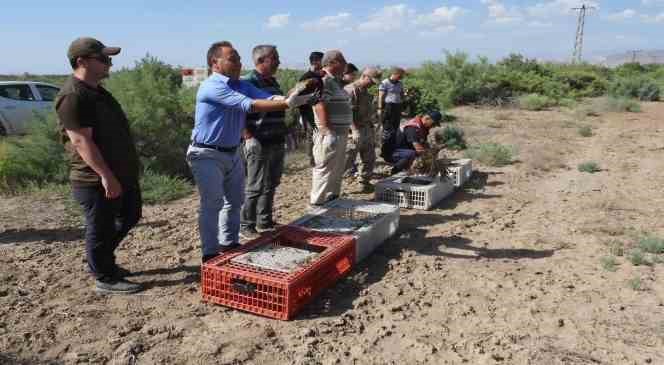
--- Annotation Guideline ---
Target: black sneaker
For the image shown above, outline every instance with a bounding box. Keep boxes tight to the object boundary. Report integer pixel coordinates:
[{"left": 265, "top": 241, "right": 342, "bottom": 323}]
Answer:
[
  {"left": 86, "top": 265, "right": 132, "bottom": 278},
  {"left": 113, "top": 265, "right": 133, "bottom": 278},
  {"left": 95, "top": 279, "right": 143, "bottom": 295},
  {"left": 219, "top": 242, "right": 241, "bottom": 253}
]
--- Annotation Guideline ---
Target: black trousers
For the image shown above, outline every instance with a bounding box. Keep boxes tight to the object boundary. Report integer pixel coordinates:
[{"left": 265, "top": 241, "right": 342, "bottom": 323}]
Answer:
[
  {"left": 241, "top": 140, "right": 285, "bottom": 229},
  {"left": 382, "top": 103, "right": 403, "bottom": 136},
  {"left": 72, "top": 184, "right": 142, "bottom": 282}
]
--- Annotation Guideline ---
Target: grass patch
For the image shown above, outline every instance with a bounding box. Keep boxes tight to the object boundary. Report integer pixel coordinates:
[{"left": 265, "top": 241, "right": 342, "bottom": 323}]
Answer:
[
  {"left": 578, "top": 161, "right": 601, "bottom": 173},
  {"left": 628, "top": 249, "right": 651, "bottom": 266},
  {"left": 579, "top": 97, "right": 641, "bottom": 116},
  {"left": 637, "top": 235, "right": 664, "bottom": 254},
  {"left": 140, "top": 170, "right": 193, "bottom": 205},
  {"left": 627, "top": 277, "right": 642, "bottom": 291},
  {"left": 578, "top": 125, "right": 593, "bottom": 137},
  {"left": 465, "top": 143, "right": 516, "bottom": 167},
  {"left": 518, "top": 94, "right": 557, "bottom": 111},
  {"left": 600, "top": 256, "right": 618, "bottom": 272}
]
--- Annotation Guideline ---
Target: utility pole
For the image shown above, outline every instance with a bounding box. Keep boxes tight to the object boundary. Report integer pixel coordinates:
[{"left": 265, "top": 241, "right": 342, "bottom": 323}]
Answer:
[{"left": 571, "top": 4, "right": 595, "bottom": 64}]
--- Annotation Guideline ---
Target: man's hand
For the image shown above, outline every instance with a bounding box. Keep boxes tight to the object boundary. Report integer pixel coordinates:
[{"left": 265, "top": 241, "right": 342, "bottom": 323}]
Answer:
[
  {"left": 101, "top": 173, "right": 123, "bottom": 199},
  {"left": 286, "top": 92, "right": 319, "bottom": 108}
]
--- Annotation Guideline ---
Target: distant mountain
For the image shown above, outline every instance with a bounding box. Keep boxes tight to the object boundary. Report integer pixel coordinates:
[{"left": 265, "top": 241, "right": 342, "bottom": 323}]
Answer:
[{"left": 595, "top": 50, "right": 664, "bottom": 67}]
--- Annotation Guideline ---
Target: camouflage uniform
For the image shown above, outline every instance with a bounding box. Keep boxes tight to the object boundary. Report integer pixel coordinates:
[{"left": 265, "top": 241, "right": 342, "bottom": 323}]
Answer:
[{"left": 344, "top": 81, "right": 376, "bottom": 184}]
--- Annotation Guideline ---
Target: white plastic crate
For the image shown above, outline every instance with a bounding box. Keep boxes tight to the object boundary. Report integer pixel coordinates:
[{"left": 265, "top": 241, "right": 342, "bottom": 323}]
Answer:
[
  {"left": 374, "top": 173, "right": 455, "bottom": 210},
  {"left": 289, "top": 199, "right": 400, "bottom": 263},
  {"left": 446, "top": 159, "right": 473, "bottom": 187}
]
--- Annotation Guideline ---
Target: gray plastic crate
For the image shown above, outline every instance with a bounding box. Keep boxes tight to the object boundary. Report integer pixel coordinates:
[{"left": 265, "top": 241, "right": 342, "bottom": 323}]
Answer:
[
  {"left": 374, "top": 173, "right": 455, "bottom": 210},
  {"left": 447, "top": 159, "right": 473, "bottom": 187},
  {"left": 290, "top": 199, "right": 400, "bottom": 263}
]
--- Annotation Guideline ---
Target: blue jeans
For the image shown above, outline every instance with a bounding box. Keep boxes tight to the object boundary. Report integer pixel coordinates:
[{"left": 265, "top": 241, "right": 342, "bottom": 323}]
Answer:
[
  {"left": 186, "top": 145, "right": 245, "bottom": 256},
  {"left": 391, "top": 148, "right": 417, "bottom": 174}
]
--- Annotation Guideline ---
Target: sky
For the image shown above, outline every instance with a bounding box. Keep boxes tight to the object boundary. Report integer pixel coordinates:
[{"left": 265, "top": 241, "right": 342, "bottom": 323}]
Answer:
[{"left": 2, "top": 0, "right": 664, "bottom": 74}]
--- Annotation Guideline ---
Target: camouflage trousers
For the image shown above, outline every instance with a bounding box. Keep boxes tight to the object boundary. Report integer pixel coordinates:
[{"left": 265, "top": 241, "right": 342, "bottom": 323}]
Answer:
[{"left": 345, "top": 124, "right": 376, "bottom": 184}]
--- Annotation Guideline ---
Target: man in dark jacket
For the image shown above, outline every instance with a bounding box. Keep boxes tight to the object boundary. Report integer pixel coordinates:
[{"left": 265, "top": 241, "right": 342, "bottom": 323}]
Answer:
[{"left": 298, "top": 51, "right": 324, "bottom": 166}]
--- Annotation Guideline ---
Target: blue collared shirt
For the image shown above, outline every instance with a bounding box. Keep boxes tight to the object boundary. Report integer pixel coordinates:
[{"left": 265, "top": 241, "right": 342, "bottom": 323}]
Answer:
[{"left": 191, "top": 72, "right": 272, "bottom": 147}]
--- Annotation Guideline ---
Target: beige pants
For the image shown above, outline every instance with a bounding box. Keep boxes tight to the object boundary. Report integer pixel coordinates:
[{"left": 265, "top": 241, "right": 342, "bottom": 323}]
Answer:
[
  {"left": 310, "top": 127, "right": 349, "bottom": 205},
  {"left": 345, "top": 124, "right": 376, "bottom": 183}
]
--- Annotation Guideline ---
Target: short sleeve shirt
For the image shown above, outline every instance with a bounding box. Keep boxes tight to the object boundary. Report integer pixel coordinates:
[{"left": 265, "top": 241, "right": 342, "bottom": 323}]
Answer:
[
  {"left": 378, "top": 78, "right": 403, "bottom": 104},
  {"left": 315, "top": 71, "right": 352, "bottom": 129},
  {"left": 55, "top": 76, "right": 140, "bottom": 188}
]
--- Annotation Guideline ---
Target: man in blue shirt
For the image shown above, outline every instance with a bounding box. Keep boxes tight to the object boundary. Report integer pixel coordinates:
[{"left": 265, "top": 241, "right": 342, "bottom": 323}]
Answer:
[{"left": 187, "top": 41, "right": 313, "bottom": 262}]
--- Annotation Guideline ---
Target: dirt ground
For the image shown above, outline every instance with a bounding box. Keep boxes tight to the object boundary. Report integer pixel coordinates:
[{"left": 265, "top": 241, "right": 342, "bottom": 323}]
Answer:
[{"left": 1, "top": 102, "right": 663, "bottom": 365}]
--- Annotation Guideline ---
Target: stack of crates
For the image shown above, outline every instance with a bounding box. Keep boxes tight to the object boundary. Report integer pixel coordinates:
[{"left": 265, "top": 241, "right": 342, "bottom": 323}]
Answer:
[
  {"left": 201, "top": 226, "right": 355, "bottom": 320},
  {"left": 289, "top": 199, "right": 400, "bottom": 263},
  {"left": 374, "top": 173, "right": 455, "bottom": 210}
]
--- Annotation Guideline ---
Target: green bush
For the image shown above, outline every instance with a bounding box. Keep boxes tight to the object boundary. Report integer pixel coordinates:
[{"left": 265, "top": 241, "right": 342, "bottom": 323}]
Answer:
[
  {"left": 105, "top": 56, "right": 194, "bottom": 177},
  {"left": 600, "top": 256, "right": 618, "bottom": 272},
  {"left": 578, "top": 161, "right": 600, "bottom": 173},
  {"left": 465, "top": 143, "right": 515, "bottom": 166},
  {"left": 140, "top": 170, "right": 193, "bottom": 205},
  {"left": 518, "top": 94, "right": 556, "bottom": 111},
  {"left": 638, "top": 236, "right": 664, "bottom": 254},
  {"left": 0, "top": 113, "right": 67, "bottom": 193},
  {"left": 609, "top": 76, "right": 660, "bottom": 101},
  {"left": 433, "top": 126, "right": 466, "bottom": 150},
  {"left": 628, "top": 250, "right": 650, "bottom": 266}
]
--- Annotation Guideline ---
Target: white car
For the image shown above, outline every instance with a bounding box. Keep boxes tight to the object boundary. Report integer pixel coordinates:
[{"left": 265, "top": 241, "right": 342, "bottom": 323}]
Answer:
[{"left": 0, "top": 81, "right": 60, "bottom": 135}]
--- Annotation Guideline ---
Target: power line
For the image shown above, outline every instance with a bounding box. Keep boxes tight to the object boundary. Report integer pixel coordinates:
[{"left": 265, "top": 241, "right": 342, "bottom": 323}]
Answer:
[{"left": 571, "top": 4, "right": 595, "bottom": 64}]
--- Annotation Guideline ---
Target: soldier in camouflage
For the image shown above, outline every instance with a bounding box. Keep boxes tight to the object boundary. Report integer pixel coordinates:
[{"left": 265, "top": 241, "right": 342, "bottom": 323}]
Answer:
[{"left": 344, "top": 67, "right": 382, "bottom": 190}]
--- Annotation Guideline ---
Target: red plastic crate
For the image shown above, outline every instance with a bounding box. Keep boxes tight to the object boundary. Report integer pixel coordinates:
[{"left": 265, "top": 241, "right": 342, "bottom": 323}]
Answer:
[{"left": 201, "top": 226, "right": 356, "bottom": 320}]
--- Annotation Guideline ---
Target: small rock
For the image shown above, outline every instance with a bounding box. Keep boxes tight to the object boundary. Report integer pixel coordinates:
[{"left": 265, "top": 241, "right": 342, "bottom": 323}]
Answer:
[{"left": 558, "top": 319, "right": 565, "bottom": 327}]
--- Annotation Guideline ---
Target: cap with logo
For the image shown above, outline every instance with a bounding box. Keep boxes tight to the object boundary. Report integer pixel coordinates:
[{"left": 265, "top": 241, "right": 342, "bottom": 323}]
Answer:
[{"left": 67, "top": 37, "right": 121, "bottom": 64}]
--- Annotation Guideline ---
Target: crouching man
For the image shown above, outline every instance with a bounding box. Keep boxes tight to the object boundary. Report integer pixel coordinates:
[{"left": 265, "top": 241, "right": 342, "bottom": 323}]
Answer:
[{"left": 383, "top": 111, "right": 442, "bottom": 175}]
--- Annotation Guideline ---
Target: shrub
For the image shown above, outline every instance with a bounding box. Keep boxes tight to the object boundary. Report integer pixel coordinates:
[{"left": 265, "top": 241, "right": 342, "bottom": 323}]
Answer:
[
  {"left": 518, "top": 94, "right": 556, "bottom": 111},
  {"left": 581, "top": 97, "right": 641, "bottom": 115},
  {"left": 140, "top": 170, "right": 193, "bottom": 205},
  {"left": 465, "top": 143, "right": 515, "bottom": 166},
  {"left": 627, "top": 277, "right": 642, "bottom": 291},
  {"left": 628, "top": 250, "right": 650, "bottom": 266},
  {"left": 105, "top": 56, "right": 194, "bottom": 177},
  {"left": 578, "top": 161, "right": 600, "bottom": 173},
  {"left": 600, "top": 256, "right": 618, "bottom": 272},
  {"left": 609, "top": 76, "right": 660, "bottom": 101},
  {"left": 0, "top": 113, "right": 67, "bottom": 193},
  {"left": 638, "top": 236, "right": 664, "bottom": 254},
  {"left": 578, "top": 125, "right": 593, "bottom": 137},
  {"left": 433, "top": 126, "right": 467, "bottom": 150}
]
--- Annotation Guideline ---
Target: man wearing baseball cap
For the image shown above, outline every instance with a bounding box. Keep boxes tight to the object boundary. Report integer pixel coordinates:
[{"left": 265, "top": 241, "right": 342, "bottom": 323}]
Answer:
[
  {"left": 344, "top": 67, "right": 382, "bottom": 191},
  {"left": 383, "top": 111, "right": 443, "bottom": 175},
  {"left": 56, "top": 37, "right": 144, "bottom": 294}
]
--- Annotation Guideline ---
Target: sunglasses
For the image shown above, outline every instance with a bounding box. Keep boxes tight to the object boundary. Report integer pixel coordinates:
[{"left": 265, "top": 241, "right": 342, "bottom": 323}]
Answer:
[{"left": 87, "top": 55, "right": 112, "bottom": 66}]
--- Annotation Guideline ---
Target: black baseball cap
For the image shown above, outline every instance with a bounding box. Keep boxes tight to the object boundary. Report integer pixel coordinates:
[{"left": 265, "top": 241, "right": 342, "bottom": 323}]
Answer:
[
  {"left": 309, "top": 51, "right": 324, "bottom": 63},
  {"left": 426, "top": 111, "right": 443, "bottom": 125},
  {"left": 67, "top": 37, "right": 121, "bottom": 64}
]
